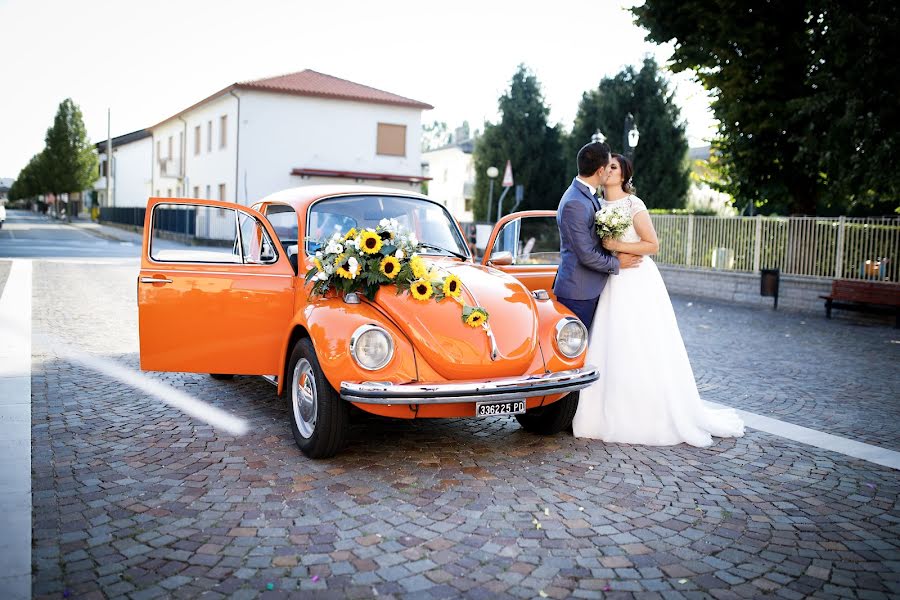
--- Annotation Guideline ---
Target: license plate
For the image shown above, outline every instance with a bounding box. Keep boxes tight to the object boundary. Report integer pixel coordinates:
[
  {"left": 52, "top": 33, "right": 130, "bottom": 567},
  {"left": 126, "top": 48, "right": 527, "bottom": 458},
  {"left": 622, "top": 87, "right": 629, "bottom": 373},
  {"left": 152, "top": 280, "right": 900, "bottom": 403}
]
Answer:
[{"left": 476, "top": 399, "right": 526, "bottom": 417}]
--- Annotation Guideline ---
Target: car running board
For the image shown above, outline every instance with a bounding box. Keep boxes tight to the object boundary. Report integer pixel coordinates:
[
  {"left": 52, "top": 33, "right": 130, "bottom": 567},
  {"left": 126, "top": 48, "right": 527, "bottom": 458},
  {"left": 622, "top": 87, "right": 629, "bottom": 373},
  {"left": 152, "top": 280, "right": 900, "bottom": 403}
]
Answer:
[{"left": 261, "top": 375, "right": 278, "bottom": 387}]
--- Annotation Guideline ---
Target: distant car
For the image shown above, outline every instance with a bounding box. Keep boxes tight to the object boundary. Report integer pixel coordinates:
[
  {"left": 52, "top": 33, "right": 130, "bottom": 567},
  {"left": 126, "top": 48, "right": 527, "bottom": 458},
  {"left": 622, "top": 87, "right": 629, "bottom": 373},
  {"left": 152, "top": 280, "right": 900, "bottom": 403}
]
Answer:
[
  {"left": 0, "top": 203, "right": 6, "bottom": 228},
  {"left": 137, "top": 186, "right": 598, "bottom": 458}
]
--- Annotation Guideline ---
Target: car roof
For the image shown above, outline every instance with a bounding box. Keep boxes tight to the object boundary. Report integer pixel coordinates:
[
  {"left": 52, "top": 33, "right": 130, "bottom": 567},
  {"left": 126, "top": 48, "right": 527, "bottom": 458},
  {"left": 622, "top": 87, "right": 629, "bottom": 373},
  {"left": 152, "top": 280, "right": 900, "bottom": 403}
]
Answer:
[{"left": 258, "top": 184, "right": 430, "bottom": 213}]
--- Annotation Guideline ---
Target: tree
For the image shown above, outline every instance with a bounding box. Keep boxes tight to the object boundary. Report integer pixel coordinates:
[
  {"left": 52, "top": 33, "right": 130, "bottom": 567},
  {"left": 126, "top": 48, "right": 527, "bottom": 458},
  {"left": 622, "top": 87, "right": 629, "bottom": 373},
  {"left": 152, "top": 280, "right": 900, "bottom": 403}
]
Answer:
[
  {"left": 472, "top": 65, "right": 567, "bottom": 221},
  {"left": 42, "top": 98, "right": 98, "bottom": 220},
  {"left": 8, "top": 152, "right": 48, "bottom": 203},
  {"left": 421, "top": 120, "right": 451, "bottom": 151},
  {"left": 633, "top": 0, "right": 900, "bottom": 215},
  {"left": 570, "top": 58, "right": 690, "bottom": 209}
]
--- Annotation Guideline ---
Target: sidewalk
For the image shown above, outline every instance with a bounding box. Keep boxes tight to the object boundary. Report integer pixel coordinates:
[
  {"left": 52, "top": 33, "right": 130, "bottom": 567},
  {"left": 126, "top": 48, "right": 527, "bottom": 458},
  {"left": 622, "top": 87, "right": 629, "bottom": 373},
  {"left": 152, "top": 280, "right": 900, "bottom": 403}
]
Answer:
[{"left": 46, "top": 212, "right": 144, "bottom": 245}]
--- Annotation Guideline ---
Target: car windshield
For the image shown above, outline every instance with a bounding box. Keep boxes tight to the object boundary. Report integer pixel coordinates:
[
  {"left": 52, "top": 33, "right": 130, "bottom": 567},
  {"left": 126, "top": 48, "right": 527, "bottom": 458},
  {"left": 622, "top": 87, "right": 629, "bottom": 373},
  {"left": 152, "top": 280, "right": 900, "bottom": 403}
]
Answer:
[{"left": 306, "top": 195, "right": 469, "bottom": 258}]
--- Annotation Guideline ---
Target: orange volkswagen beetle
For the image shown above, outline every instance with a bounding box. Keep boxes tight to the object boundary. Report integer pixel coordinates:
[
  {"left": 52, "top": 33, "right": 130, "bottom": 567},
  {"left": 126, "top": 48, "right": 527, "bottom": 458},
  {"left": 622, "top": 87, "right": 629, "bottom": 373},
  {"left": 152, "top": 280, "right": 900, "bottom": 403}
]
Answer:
[{"left": 138, "top": 186, "right": 598, "bottom": 458}]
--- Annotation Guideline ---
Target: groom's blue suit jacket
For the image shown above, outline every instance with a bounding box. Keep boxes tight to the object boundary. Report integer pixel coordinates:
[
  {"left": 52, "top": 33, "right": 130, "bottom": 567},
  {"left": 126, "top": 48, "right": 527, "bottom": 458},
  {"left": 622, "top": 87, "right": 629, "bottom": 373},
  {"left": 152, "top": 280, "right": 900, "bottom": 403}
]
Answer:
[{"left": 553, "top": 178, "right": 620, "bottom": 301}]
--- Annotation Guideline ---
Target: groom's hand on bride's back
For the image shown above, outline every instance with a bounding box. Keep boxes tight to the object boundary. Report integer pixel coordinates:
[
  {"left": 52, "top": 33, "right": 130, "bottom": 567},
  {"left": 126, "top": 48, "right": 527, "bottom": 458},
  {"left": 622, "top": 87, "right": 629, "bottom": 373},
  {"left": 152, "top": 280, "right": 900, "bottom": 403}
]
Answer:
[{"left": 618, "top": 253, "right": 643, "bottom": 269}]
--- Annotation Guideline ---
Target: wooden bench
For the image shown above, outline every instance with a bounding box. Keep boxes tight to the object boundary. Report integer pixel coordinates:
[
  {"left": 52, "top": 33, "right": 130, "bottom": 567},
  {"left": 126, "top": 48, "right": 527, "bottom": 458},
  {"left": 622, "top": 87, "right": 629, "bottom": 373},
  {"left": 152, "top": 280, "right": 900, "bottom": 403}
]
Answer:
[{"left": 820, "top": 280, "right": 900, "bottom": 328}]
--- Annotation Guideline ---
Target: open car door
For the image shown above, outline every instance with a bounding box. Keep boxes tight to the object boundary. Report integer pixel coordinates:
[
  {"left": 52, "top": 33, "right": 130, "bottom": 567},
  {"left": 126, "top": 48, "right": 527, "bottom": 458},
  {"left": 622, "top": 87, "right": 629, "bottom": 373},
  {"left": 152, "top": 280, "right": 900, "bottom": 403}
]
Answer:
[
  {"left": 482, "top": 210, "right": 559, "bottom": 296},
  {"left": 138, "top": 198, "right": 295, "bottom": 375}
]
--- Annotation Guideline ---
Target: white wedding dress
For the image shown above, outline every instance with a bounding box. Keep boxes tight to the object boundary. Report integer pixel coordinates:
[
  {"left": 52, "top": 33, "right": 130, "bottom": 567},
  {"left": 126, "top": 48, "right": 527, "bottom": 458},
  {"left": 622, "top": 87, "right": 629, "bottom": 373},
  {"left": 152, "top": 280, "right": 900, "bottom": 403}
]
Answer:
[{"left": 572, "top": 196, "right": 745, "bottom": 447}]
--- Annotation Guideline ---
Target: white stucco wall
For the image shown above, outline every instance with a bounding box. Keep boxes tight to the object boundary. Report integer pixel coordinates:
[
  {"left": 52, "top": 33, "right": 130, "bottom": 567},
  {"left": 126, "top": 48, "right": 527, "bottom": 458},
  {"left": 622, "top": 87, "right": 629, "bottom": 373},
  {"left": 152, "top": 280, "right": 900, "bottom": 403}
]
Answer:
[
  {"left": 93, "top": 137, "right": 152, "bottom": 208},
  {"left": 237, "top": 90, "right": 424, "bottom": 203},
  {"left": 423, "top": 145, "right": 474, "bottom": 222}
]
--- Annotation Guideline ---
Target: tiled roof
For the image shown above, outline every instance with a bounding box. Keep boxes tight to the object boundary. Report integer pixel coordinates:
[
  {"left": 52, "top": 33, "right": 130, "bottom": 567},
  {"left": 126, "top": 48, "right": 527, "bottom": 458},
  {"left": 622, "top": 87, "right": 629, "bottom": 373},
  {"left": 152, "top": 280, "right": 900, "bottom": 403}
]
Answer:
[{"left": 238, "top": 70, "right": 433, "bottom": 109}]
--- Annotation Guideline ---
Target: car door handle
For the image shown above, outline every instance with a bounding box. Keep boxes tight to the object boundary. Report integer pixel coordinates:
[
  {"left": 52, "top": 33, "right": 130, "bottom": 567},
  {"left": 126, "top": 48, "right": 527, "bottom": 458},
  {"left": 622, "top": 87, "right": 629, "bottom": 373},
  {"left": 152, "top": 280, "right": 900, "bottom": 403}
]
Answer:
[{"left": 140, "top": 277, "right": 173, "bottom": 284}]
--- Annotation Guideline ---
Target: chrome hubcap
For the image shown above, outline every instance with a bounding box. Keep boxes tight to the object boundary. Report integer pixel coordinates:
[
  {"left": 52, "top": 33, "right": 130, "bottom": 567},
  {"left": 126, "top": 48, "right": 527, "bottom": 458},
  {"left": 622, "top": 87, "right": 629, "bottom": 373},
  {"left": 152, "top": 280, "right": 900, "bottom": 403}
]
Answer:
[{"left": 292, "top": 359, "right": 317, "bottom": 439}]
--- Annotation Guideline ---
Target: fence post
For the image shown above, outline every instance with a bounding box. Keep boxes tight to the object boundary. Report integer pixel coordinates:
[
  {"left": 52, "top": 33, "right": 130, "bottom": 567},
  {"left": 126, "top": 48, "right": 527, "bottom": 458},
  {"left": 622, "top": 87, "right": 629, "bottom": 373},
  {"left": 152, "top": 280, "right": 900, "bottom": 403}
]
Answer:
[
  {"left": 834, "top": 215, "right": 846, "bottom": 279},
  {"left": 686, "top": 215, "right": 694, "bottom": 267},
  {"left": 753, "top": 215, "right": 762, "bottom": 272}
]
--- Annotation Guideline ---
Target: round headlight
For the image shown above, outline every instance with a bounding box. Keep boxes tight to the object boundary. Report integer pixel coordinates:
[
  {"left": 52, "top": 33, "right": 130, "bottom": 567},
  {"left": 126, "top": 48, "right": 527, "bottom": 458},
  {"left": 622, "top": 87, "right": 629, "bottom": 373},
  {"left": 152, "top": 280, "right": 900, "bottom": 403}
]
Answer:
[
  {"left": 350, "top": 325, "right": 394, "bottom": 370},
  {"left": 555, "top": 318, "right": 588, "bottom": 358}
]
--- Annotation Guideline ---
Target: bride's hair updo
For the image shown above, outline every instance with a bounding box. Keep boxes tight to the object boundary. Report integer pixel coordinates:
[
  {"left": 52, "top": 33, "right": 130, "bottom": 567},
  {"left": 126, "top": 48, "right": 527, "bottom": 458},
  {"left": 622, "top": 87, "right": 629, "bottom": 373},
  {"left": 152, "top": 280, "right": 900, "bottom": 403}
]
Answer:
[{"left": 613, "top": 153, "right": 636, "bottom": 194}]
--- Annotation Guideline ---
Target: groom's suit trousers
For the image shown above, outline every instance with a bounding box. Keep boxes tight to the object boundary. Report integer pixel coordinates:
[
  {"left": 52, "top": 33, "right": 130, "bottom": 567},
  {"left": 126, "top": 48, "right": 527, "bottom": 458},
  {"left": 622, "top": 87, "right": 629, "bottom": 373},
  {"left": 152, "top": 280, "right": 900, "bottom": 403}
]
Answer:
[{"left": 556, "top": 295, "right": 600, "bottom": 331}]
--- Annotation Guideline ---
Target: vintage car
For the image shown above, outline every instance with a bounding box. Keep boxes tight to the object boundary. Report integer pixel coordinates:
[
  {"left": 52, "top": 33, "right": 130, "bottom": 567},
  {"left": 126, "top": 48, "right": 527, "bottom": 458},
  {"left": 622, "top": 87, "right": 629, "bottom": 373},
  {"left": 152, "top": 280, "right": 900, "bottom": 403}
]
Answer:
[{"left": 138, "top": 186, "right": 597, "bottom": 458}]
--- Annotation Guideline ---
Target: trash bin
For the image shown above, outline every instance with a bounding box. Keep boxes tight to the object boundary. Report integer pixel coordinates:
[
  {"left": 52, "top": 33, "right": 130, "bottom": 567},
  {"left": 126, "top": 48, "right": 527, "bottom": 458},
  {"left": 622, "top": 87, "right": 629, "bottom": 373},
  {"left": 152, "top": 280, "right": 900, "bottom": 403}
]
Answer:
[{"left": 760, "top": 268, "right": 780, "bottom": 310}]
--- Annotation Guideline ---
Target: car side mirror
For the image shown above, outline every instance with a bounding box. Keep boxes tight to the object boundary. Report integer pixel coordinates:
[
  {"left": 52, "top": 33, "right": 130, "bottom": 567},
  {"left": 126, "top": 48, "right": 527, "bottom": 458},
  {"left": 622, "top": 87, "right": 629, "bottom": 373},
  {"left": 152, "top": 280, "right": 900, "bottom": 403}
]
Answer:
[{"left": 488, "top": 251, "right": 513, "bottom": 266}]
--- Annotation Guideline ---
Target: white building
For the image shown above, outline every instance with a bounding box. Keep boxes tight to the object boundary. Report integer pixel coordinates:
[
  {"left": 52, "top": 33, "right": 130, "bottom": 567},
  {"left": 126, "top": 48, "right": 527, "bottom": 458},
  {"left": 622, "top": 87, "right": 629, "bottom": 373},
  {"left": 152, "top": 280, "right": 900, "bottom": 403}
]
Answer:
[
  {"left": 423, "top": 138, "right": 475, "bottom": 222},
  {"left": 94, "top": 130, "right": 153, "bottom": 208},
  {"left": 150, "top": 69, "right": 433, "bottom": 206}
]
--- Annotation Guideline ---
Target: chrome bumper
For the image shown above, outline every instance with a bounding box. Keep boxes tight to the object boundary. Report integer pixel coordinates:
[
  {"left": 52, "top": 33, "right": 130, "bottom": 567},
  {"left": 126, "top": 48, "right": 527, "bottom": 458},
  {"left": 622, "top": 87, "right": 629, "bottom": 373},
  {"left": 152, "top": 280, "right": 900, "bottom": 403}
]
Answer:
[{"left": 340, "top": 366, "right": 599, "bottom": 405}]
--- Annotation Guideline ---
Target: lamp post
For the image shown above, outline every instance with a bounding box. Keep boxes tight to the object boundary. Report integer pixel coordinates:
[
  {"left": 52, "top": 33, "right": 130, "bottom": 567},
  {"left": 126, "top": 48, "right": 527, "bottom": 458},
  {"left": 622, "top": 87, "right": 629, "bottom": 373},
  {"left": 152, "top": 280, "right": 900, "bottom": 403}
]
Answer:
[
  {"left": 624, "top": 113, "right": 640, "bottom": 159},
  {"left": 486, "top": 166, "right": 499, "bottom": 221}
]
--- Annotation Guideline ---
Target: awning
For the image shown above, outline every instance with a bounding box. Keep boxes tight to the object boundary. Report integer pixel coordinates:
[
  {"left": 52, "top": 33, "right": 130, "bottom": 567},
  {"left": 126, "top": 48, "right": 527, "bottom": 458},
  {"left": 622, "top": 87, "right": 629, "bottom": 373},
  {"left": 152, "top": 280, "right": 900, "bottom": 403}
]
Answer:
[{"left": 290, "top": 167, "right": 430, "bottom": 184}]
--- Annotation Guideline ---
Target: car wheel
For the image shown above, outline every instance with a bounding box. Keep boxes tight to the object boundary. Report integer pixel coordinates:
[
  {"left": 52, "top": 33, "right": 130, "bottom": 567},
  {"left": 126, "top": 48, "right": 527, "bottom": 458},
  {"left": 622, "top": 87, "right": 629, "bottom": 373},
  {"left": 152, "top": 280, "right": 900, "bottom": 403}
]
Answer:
[
  {"left": 515, "top": 392, "right": 579, "bottom": 435},
  {"left": 288, "top": 338, "right": 348, "bottom": 458},
  {"left": 209, "top": 374, "right": 234, "bottom": 380}
]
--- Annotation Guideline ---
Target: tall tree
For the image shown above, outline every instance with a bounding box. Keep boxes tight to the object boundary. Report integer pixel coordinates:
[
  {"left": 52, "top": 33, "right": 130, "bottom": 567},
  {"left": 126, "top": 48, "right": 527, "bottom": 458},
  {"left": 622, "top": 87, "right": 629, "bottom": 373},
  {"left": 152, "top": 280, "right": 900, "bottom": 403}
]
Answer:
[
  {"left": 421, "top": 120, "right": 451, "bottom": 151},
  {"left": 570, "top": 57, "right": 690, "bottom": 209},
  {"left": 634, "top": 0, "right": 900, "bottom": 215},
  {"left": 42, "top": 98, "right": 98, "bottom": 220},
  {"left": 472, "top": 65, "right": 567, "bottom": 221},
  {"left": 8, "top": 152, "right": 48, "bottom": 202}
]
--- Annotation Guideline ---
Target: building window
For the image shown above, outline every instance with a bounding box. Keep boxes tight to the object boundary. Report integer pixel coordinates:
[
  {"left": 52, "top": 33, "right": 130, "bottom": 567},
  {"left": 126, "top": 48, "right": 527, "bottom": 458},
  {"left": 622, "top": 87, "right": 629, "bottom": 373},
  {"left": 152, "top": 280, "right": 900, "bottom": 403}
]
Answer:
[
  {"left": 218, "top": 183, "right": 226, "bottom": 202},
  {"left": 220, "top": 115, "right": 227, "bottom": 149},
  {"left": 376, "top": 123, "right": 406, "bottom": 156},
  {"left": 207, "top": 121, "right": 212, "bottom": 152},
  {"left": 155, "top": 189, "right": 160, "bottom": 197},
  {"left": 206, "top": 184, "right": 211, "bottom": 199},
  {"left": 156, "top": 140, "right": 161, "bottom": 161},
  {"left": 194, "top": 126, "right": 201, "bottom": 155},
  {"left": 167, "top": 136, "right": 173, "bottom": 159},
  {"left": 193, "top": 185, "right": 200, "bottom": 198},
  {"left": 167, "top": 188, "right": 172, "bottom": 197}
]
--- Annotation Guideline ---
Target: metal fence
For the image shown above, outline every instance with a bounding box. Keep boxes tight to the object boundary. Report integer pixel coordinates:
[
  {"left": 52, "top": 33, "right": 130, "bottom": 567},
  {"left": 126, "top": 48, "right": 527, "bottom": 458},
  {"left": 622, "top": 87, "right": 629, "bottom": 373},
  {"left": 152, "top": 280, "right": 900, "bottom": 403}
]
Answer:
[
  {"left": 100, "top": 205, "right": 196, "bottom": 236},
  {"left": 651, "top": 215, "right": 900, "bottom": 282}
]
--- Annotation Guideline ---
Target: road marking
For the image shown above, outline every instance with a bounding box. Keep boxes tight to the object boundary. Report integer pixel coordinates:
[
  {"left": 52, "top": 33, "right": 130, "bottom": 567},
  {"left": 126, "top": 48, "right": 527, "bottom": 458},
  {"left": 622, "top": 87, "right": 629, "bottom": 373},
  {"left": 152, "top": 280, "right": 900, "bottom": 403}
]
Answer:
[
  {"left": 706, "top": 401, "right": 900, "bottom": 470},
  {"left": 0, "top": 259, "right": 32, "bottom": 600}
]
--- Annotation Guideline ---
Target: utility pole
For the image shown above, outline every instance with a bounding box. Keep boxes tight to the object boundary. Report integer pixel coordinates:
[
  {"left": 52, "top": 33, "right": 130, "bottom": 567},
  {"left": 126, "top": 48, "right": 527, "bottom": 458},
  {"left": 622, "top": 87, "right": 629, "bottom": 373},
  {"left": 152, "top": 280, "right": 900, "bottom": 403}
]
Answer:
[{"left": 106, "top": 108, "right": 113, "bottom": 213}]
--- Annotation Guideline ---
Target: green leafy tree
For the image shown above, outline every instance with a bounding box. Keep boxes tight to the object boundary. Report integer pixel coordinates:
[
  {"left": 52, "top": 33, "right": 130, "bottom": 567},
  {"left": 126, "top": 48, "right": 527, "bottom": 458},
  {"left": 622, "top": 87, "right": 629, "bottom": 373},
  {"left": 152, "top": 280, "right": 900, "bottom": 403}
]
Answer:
[
  {"left": 8, "top": 152, "right": 48, "bottom": 202},
  {"left": 422, "top": 120, "right": 450, "bottom": 151},
  {"left": 570, "top": 57, "right": 690, "bottom": 209},
  {"left": 634, "top": 0, "right": 899, "bottom": 215},
  {"left": 42, "top": 98, "right": 98, "bottom": 220},
  {"left": 472, "top": 65, "right": 567, "bottom": 221}
]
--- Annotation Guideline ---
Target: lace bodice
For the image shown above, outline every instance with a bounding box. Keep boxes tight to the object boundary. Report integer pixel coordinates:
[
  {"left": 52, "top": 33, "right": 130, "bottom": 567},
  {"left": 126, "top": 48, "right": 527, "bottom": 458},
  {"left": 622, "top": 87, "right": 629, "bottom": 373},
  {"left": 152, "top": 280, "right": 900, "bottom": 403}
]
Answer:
[{"left": 601, "top": 195, "right": 646, "bottom": 243}]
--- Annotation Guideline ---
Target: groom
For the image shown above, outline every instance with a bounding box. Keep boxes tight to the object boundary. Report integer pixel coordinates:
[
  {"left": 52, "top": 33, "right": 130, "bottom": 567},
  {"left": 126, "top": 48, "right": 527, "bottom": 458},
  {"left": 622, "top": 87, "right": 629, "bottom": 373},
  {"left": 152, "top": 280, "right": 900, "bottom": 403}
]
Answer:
[{"left": 554, "top": 141, "right": 642, "bottom": 329}]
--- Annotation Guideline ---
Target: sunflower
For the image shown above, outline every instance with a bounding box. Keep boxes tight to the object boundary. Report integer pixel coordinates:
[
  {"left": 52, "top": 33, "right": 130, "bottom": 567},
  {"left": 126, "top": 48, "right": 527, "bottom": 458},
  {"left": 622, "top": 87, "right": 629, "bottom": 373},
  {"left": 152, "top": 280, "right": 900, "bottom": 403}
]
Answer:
[
  {"left": 442, "top": 275, "right": 462, "bottom": 298},
  {"left": 359, "top": 230, "right": 383, "bottom": 254},
  {"left": 335, "top": 254, "right": 356, "bottom": 279},
  {"left": 342, "top": 228, "right": 358, "bottom": 241},
  {"left": 409, "top": 255, "right": 427, "bottom": 279},
  {"left": 465, "top": 309, "right": 488, "bottom": 328},
  {"left": 312, "top": 258, "right": 324, "bottom": 272},
  {"left": 380, "top": 256, "right": 400, "bottom": 279},
  {"left": 410, "top": 278, "right": 433, "bottom": 301}
]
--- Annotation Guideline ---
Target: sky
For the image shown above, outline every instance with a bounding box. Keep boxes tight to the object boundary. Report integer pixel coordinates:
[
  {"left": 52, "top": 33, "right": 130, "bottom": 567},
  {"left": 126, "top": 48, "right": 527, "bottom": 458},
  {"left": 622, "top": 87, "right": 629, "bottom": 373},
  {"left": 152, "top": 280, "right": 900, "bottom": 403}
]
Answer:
[{"left": 0, "top": 0, "right": 717, "bottom": 179}]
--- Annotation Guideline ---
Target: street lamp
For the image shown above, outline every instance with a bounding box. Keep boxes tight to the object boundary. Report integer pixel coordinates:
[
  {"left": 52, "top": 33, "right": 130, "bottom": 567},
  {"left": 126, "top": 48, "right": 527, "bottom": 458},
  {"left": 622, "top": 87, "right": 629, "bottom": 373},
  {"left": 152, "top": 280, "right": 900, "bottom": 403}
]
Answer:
[
  {"left": 486, "top": 166, "right": 499, "bottom": 221},
  {"left": 591, "top": 130, "right": 606, "bottom": 144},
  {"left": 624, "top": 113, "right": 640, "bottom": 158}
]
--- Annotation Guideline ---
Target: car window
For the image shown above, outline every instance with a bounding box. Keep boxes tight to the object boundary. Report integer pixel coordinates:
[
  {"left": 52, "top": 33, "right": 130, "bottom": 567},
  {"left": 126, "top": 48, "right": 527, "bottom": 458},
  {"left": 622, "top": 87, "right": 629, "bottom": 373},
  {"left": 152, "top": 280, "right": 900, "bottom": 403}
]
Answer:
[
  {"left": 492, "top": 216, "right": 560, "bottom": 265},
  {"left": 239, "top": 213, "right": 278, "bottom": 264},
  {"left": 149, "top": 203, "right": 240, "bottom": 263},
  {"left": 306, "top": 195, "right": 468, "bottom": 257},
  {"left": 265, "top": 204, "right": 298, "bottom": 243}
]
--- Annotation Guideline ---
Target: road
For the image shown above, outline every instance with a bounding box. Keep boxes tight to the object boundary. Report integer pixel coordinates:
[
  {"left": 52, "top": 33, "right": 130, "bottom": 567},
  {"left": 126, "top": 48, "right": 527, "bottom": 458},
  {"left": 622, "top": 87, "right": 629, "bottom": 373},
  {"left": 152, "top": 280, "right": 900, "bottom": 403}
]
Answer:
[
  {"left": 1, "top": 210, "right": 898, "bottom": 599},
  {"left": 0, "top": 210, "right": 142, "bottom": 259}
]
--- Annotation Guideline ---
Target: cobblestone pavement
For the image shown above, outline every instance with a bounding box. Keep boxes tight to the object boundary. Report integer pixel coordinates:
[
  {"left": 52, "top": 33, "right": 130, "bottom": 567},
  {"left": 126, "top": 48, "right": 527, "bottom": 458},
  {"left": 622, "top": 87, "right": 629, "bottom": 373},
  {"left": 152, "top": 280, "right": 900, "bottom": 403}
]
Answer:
[
  {"left": 673, "top": 296, "right": 900, "bottom": 452},
  {"left": 16, "top": 260, "right": 900, "bottom": 599}
]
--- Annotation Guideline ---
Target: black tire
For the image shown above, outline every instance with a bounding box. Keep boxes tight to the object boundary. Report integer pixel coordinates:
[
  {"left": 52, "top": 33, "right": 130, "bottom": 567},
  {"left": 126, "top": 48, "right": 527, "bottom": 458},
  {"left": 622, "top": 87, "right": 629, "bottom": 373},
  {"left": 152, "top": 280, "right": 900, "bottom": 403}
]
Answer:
[
  {"left": 287, "top": 338, "right": 348, "bottom": 458},
  {"left": 515, "top": 392, "right": 579, "bottom": 435},
  {"left": 209, "top": 374, "right": 234, "bottom": 380}
]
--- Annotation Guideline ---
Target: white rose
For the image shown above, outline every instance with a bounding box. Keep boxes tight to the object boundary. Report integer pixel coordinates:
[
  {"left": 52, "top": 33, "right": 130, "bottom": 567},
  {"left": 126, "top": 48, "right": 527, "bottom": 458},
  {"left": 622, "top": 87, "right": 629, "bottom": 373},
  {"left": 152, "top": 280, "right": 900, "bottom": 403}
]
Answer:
[
  {"left": 409, "top": 234, "right": 418, "bottom": 246},
  {"left": 380, "top": 218, "right": 390, "bottom": 227},
  {"left": 348, "top": 256, "right": 358, "bottom": 268},
  {"left": 315, "top": 251, "right": 323, "bottom": 259},
  {"left": 395, "top": 249, "right": 404, "bottom": 259}
]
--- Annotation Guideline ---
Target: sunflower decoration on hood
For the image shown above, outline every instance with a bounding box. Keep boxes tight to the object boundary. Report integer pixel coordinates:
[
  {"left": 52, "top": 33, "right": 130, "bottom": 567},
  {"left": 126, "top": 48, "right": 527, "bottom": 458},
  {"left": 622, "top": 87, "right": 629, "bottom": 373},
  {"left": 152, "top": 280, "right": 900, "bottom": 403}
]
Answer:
[{"left": 305, "top": 221, "right": 490, "bottom": 333}]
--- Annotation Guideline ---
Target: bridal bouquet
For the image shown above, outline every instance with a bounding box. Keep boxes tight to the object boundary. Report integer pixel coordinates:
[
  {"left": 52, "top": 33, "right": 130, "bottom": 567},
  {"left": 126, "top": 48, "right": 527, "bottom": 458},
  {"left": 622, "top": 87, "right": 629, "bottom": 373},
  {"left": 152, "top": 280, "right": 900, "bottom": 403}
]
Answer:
[{"left": 594, "top": 206, "right": 632, "bottom": 239}]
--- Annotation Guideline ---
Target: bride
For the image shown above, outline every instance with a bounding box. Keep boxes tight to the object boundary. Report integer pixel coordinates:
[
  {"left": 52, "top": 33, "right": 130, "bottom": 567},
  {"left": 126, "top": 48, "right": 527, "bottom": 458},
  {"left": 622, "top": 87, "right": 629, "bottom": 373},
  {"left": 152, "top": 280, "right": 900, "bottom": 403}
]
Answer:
[{"left": 571, "top": 154, "right": 745, "bottom": 447}]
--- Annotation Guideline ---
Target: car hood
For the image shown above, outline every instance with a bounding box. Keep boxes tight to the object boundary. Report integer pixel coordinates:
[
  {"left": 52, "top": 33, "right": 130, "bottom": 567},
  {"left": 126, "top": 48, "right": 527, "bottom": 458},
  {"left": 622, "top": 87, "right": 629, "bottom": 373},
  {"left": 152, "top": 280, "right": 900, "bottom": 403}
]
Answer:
[{"left": 373, "top": 262, "right": 541, "bottom": 380}]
